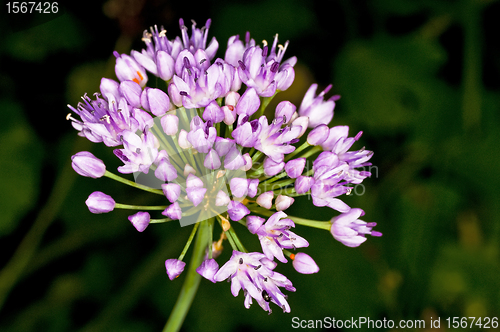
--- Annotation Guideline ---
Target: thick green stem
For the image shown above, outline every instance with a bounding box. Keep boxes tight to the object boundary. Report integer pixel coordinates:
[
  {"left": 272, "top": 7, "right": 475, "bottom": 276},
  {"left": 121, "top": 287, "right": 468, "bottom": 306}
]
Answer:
[{"left": 162, "top": 219, "right": 209, "bottom": 332}]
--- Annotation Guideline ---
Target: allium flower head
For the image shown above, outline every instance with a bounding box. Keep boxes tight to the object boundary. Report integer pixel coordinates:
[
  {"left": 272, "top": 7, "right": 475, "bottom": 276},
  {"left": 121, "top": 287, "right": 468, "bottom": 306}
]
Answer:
[{"left": 67, "top": 18, "right": 380, "bottom": 322}]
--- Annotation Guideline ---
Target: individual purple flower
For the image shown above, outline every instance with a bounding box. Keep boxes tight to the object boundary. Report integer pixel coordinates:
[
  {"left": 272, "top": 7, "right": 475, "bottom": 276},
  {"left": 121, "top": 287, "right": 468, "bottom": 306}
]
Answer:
[
  {"left": 178, "top": 18, "right": 218, "bottom": 60},
  {"left": 231, "top": 115, "right": 261, "bottom": 148},
  {"left": 161, "top": 114, "right": 179, "bottom": 136},
  {"left": 71, "top": 151, "right": 106, "bottom": 178},
  {"left": 67, "top": 84, "right": 143, "bottom": 146},
  {"left": 120, "top": 81, "right": 142, "bottom": 108},
  {"left": 155, "top": 157, "right": 178, "bottom": 182},
  {"left": 203, "top": 101, "right": 225, "bottom": 123},
  {"left": 114, "top": 52, "right": 148, "bottom": 87},
  {"left": 230, "top": 177, "right": 249, "bottom": 198},
  {"left": 275, "top": 195, "right": 294, "bottom": 211},
  {"left": 235, "top": 87, "right": 260, "bottom": 117},
  {"left": 237, "top": 35, "right": 295, "bottom": 97},
  {"left": 285, "top": 158, "right": 306, "bottom": 179},
  {"left": 187, "top": 117, "right": 217, "bottom": 153},
  {"left": 227, "top": 201, "right": 250, "bottom": 221},
  {"left": 224, "top": 146, "right": 246, "bottom": 170},
  {"left": 254, "top": 115, "right": 301, "bottom": 162},
  {"left": 298, "top": 83, "right": 339, "bottom": 128},
  {"left": 114, "top": 129, "right": 160, "bottom": 174},
  {"left": 214, "top": 137, "right": 235, "bottom": 157},
  {"left": 263, "top": 157, "right": 285, "bottom": 177},
  {"left": 225, "top": 32, "right": 255, "bottom": 67},
  {"left": 291, "top": 253, "right": 319, "bottom": 274},
  {"left": 214, "top": 251, "right": 295, "bottom": 313},
  {"left": 330, "top": 208, "right": 382, "bottom": 247},
  {"left": 275, "top": 100, "right": 297, "bottom": 124},
  {"left": 162, "top": 183, "right": 181, "bottom": 203},
  {"left": 310, "top": 181, "right": 351, "bottom": 213},
  {"left": 215, "top": 190, "right": 230, "bottom": 206},
  {"left": 85, "top": 191, "right": 115, "bottom": 214},
  {"left": 294, "top": 176, "right": 314, "bottom": 194},
  {"left": 132, "top": 25, "right": 176, "bottom": 80},
  {"left": 196, "top": 258, "right": 219, "bottom": 283},
  {"left": 321, "top": 126, "right": 374, "bottom": 184},
  {"left": 247, "top": 179, "right": 259, "bottom": 198},
  {"left": 140, "top": 87, "right": 170, "bottom": 116},
  {"left": 162, "top": 202, "right": 182, "bottom": 220},
  {"left": 204, "top": 148, "right": 221, "bottom": 170},
  {"left": 307, "top": 124, "right": 330, "bottom": 146},
  {"left": 186, "top": 174, "right": 207, "bottom": 207},
  {"left": 256, "top": 191, "right": 274, "bottom": 209},
  {"left": 165, "top": 259, "right": 186, "bottom": 280},
  {"left": 250, "top": 211, "right": 308, "bottom": 263},
  {"left": 128, "top": 211, "right": 151, "bottom": 232}
]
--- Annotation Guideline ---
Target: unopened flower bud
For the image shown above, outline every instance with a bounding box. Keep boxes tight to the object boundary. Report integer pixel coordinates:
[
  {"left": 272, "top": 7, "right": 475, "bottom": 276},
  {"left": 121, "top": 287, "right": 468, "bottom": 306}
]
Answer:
[
  {"left": 291, "top": 253, "right": 319, "bottom": 274},
  {"left": 85, "top": 191, "right": 115, "bottom": 214},
  {"left": 71, "top": 151, "right": 106, "bottom": 179}
]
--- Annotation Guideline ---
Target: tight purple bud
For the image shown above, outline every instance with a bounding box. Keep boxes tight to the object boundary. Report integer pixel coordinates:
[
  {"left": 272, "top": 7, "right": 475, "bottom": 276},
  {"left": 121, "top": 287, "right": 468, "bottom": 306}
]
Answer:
[
  {"left": 264, "top": 157, "right": 285, "bottom": 177},
  {"left": 227, "top": 201, "right": 250, "bottom": 221},
  {"left": 235, "top": 87, "right": 260, "bottom": 116},
  {"left": 230, "top": 177, "right": 248, "bottom": 198},
  {"left": 307, "top": 124, "right": 330, "bottom": 145},
  {"left": 120, "top": 81, "right": 142, "bottom": 108},
  {"left": 161, "top": 114, "right": 179, "bottom": 136},
  {"left": 165, "top": 259, "right": 186, "bottom": 280},
  {"left": 203, "top": 101, "right": 225, "bottom": 123},
  {"left": 256, "top": 191, "right": 274, "bottom": 209},
  {"left": 285, "top": 158, "right": 306, "bottom": 179},
  {"left": 275, "top": 195, "right": 294, "bottom": 211},
  {"left": 142, "top": 88, "right": 170, "bottom": 116},
  {"left": 128, "top": 211, "right": 150, "bottom": 232},
  {"left": 291, "top": 253, "right": 319, "bottom": 274},
  {"left": 162, "top": 202, "right": 182, "bottom": 220},
  {"left": 162, "top": 183, "right": 181, "bottom": 203},
  {"left": 71, "top": 151, "right": 106, "bottom": 178},
  {"left": 86, "top": 191, "right": 115, "bottom": 214},
  {"left": 196, "top": 258, "right": 219, "bottom": 283},
  {"left": 295, "top": 176, "right": 314, "bottom": 194}
]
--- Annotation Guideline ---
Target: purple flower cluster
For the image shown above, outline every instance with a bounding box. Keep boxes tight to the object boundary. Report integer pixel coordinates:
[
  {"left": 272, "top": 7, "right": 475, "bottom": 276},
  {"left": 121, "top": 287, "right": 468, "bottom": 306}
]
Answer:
[{"left": 68, "top": 19, "right": 380, "bottom": 315}]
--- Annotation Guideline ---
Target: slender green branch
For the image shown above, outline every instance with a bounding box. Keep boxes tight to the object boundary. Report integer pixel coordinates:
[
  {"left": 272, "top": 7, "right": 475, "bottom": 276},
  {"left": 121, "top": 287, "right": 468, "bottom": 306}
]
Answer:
[
  {"left": 178, "top": 222, "right": 200, "bottom": 261},
  {"left": 297, "top": 145, "right": 322, "bottom": 160},
  {"left": 104, "top": 171, "right": 164, "bottom": 195},
  {"left": 284, "top": 140, "right": 311, "bottom": 161},
  {"left": 114, "top": 203, "right": 167, "bottom": 210},
  {"left": 150, "top": 218, "right": 173, "bottom": 224},
  {"left": 163, "top": 219, "right": 208, "bottom": 332}
]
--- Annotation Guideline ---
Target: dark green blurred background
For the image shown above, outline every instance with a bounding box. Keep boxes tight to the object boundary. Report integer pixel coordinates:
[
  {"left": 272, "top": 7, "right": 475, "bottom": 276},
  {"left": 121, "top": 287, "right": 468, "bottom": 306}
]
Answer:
[{"left": 1, "top": 0, "right": 500, "bottom": 331}]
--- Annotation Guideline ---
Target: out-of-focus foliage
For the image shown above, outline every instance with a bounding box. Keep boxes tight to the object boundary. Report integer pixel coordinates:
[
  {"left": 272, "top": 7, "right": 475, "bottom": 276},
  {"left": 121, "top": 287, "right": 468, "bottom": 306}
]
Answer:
[{"left": 1, "top": 0, "right": 499, "bottom": 331}]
